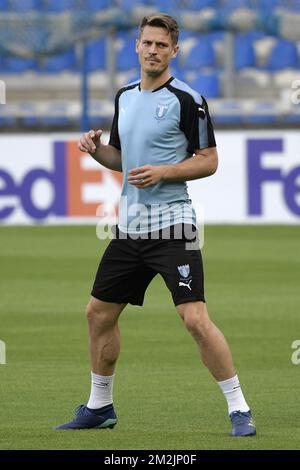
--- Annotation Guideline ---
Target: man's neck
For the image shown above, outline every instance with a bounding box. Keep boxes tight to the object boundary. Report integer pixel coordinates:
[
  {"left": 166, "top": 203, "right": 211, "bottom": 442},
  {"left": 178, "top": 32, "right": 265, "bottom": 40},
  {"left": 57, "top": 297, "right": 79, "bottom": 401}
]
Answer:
[{"left": 140, "top": 70, "right": 172, "bottom": 91}]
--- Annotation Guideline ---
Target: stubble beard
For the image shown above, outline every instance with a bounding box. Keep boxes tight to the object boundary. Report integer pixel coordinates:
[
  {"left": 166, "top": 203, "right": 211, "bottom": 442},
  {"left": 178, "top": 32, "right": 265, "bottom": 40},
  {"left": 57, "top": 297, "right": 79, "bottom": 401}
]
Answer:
[{"left": 144, "top": 63, "right": 168, "bottom": 78}]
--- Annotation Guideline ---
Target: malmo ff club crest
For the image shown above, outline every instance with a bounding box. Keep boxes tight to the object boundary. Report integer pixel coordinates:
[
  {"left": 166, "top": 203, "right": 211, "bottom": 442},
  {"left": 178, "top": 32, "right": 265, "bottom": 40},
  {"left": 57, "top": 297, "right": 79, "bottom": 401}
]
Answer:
[
  {"left": 177, "top": 264, "right": 190, "bottom": 279},
  {"left": 177, "top": 264, "right": 192, "bottom": 291},
  {"left": 155, "top": 104, "right": 169, "bottom": 120}
]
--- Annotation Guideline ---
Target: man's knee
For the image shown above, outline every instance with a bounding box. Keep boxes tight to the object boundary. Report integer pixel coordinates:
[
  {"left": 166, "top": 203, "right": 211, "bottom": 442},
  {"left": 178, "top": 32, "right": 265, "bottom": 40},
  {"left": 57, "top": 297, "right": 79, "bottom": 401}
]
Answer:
[
  {"left": 86, "top": 298, "right": 124, "bottom": 328},
  {"left": 177, "top": 302, "right": 212, "bottom": 340}
]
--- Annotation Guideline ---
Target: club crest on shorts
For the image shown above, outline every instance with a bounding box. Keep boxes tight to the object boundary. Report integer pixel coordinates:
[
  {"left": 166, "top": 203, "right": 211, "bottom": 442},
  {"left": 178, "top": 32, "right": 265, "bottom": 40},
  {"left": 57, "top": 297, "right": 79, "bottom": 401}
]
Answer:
[
  {"left": 155, "top": 104, "right": 169, "bottom": 120},
  {"left": 177, "top": 264, "right": 190, "bottom": 279}
]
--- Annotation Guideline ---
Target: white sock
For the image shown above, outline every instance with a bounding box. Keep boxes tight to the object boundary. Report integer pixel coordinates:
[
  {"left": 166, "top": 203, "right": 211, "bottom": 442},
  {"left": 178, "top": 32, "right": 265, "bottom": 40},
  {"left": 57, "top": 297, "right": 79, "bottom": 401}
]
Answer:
[
  {"left": 87, "top": 372, "right": 114, "bottom": 410},
  {"left": 217, "top": 374, "right": 250, "bottom": 415}
]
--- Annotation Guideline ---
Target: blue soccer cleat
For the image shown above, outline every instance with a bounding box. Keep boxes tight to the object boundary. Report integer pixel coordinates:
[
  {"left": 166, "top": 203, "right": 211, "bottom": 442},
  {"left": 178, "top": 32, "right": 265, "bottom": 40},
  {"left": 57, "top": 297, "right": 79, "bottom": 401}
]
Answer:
[
  {"left": 55, "top": 403, "right": 117, "bottom": 430},
  {"left": 230, "top": 410, "right": 256, "bottom": 437}
]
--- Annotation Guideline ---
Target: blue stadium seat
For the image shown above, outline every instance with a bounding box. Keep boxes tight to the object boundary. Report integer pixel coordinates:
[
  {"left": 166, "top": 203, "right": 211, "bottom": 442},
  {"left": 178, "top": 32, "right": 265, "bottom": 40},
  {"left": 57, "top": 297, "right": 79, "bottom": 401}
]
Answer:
[
  {"left": 118, "top": 0, "right": 141, "bottom": 11},
  {"left": 152, "top": 0, "right": 173, "bottom": 11},
  {"left": 4, "top": 56, "right": 38, "bottom": 72},
  {"left": 234, "top": 35, "right": 255, "bottom": 70},
  {"left": 152, "top": 0, "right": 217, "bottom": 10},
  {"left": 169, "top": 65, "right": 185, "bottom": 82},
  {"left": 183, "top": 39, "right": 215, "bottom": 69},
  {"left": 117, "top": 34, "right": 139, "bottom": 71},
  {"left": 244, "top": 30, "right": 265, "bottom": 41},
  {"left": 41, "top": 116, "right": 70, "bottom": 126},
  {"left": 0, "top": 0, "right": 8, "bottom": 11},
  {"left": 266, "top": 40, "right": 299, "bottom": 70},
  {"left": 190, "top": 72, "right": 220, "bottom": 98},
  {"left": 288, "top": 0, "right": 300, "bottom": 11},
  {"left": 283, "top": 108, "right": 300, "bottom": 123},
  {"left": 220, "top": 0, "right": 251, "bottom": 10},
  {"left": 258, "top": 0, "right": 281, "bottom": 11},
  {"left": 177, "top": 0, "right": 217, "bottom": 9},
  {"left": 19, "top": 102, "right": 40, "bottom": 127},
  {"left": 41, "top": 49, "right": 77, "bottom": 72},
  {"left": 87, "top": 0, "right": 110, "bottom": 11},
  {"left": 21, "top": 101, "right": 72, "bottom": 127},
  {"left": 86, "top": 38, "right": 106, "bottom": 71},
  {"left": 9, "top": 0, "right": 40, "bottom": 11},
  {"left": 213, "top": 100, "right": 243, "bottom": 124},
  {"left": 89, "top": 100, "right": 109, "bottom": 127},
  {"left": 0, "top": 116, "right": 16, "bottom": 127},
  {"left": 208, "top": 30, "right": 225, "bottom": 42},
  {"left": 44, "top": 0, "right": 76, "bottom": 12},
  {"left": 179, "top": 30, "right": 195, "bottom": 41},
  {"left": 246, "top": 101, "right": 277, "bottom": 123},
  {"left": 89, "top": 116, "right": 106, "bottom": 128}
]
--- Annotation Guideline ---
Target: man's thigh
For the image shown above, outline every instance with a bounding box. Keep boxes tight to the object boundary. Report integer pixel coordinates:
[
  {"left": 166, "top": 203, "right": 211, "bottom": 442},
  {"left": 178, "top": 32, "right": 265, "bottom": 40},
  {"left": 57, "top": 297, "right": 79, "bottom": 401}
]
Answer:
[{"left": 91, "top": 238, "right": 156, "bottom": 306}]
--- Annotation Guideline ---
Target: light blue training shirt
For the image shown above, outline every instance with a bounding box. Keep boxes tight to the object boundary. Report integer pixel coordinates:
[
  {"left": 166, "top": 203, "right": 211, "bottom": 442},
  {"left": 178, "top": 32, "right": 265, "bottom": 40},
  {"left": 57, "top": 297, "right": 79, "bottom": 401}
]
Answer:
[{"left": 109, "top": 77, "right": 216, "bottom": 234}]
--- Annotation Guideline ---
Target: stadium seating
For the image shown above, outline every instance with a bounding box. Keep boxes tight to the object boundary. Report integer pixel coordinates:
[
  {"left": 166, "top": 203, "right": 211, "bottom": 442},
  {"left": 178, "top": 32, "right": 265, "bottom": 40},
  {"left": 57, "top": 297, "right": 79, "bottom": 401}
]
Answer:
[
  {"left": 284, "top": 106, "right": 300, "bottom": 122},
  {"left": 87, "top": 0, "right": 110, "bottom": 12},
  {"left": 266, "top": 39, "right": 299, "bottom": 70},
  {"left": 40, "top": 49, "right": 77, "bottom": 73},
  {"left": 170, "top": 65, "right": 185, "bottom": 82},
  {"left": 213, "top": 100, "right": 243, "bottom": 123},
  {"left": 41, "top": 101, "right": 71, "bottom": 126},
  {"left": 258, "top": 0, "right": 281, "bottom": 10},
  {"left": 86, "top": 38, "right": 106, "bottom": 71},
  {"left": 9, "top": 0, "right": 40, "bottom": 11},
  {"left": 4, "top": 56, "right": 38, "bottom": 73},
  {"left": 19, "top": 102, "right": 40, "bottom": 127},
  {"left": 0, "top": 115, "right": 16, "bottom": 127},
  {"left": 119, "top": 0, "right": 145, "bottom": 11},
  {"left": 116, "top": 33, "right": 140, "bottom": 71},
  {"left": 219, "top": 0, "right": 251, "bottom": 11},
  {"left": 0, "top": 0, "right": 7, "bottom": 10},
  {"left": 1, "top": 0, "right": 300, "bottom": 127},
  {"left": 246, "top": 100, "right": 278, "bottom": 123},
  {"left": 155, "top": 0, "right": 217, "bottom": 10},
  {"left": 234, "top": 35, "right": 256, "bottom": 70},
  {"left": 190, "top": 72, "right": 220, "bottom": 98},
  {"left": 183, "top": 39, "right": 215, "bottom": 69}
]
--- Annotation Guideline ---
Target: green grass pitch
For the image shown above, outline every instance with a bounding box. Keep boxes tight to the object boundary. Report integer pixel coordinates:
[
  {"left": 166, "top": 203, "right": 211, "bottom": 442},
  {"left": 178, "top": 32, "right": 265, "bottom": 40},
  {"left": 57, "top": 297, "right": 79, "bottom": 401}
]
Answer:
[{"left": 0, "top": 225, "right": 299, "bottom": 450}]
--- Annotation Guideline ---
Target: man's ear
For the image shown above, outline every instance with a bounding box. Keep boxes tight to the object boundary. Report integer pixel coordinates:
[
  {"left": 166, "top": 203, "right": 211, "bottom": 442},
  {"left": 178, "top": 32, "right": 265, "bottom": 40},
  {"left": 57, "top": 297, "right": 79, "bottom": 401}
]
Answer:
[
  {"left": 172, "top": 44, "right": 179, "bottom": 59},
  {"left": 135, "top": 38, "right": 139, "bottom": 53}
]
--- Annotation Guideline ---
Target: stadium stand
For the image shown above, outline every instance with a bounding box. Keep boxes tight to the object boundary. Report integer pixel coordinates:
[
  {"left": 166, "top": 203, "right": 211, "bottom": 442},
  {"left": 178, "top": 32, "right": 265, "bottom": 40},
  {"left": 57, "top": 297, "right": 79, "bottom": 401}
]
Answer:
[
  {"left": 0, "top": 0, "right": 300, "bottom": 129},
  {"left": 9, "top": 0, "right": 40, "bottom": 12},
  {"left": 190, "top": 72, "right": 220, "bottom": 98},
  {"left": 266, "top": 39, "right": 299, "bottom": 70},
  {"left": 86, "top": 38, "right": 107, "bottom": 72},
  {"left": 40, "top": 49, "right": 77, "bottom": 73}
]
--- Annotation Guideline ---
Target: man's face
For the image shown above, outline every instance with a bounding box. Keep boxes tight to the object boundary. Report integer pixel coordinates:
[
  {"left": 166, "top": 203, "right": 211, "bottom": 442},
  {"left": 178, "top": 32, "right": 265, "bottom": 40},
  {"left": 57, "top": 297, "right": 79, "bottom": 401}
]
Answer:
[{"left": 136, "top": 25, "right": 179, "bottom": 77}]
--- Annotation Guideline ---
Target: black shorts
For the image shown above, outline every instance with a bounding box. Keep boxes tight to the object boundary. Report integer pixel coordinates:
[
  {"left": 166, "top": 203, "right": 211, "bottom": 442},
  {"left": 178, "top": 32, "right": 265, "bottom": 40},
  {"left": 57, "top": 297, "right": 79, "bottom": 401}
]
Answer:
[{"left": 91, "top": 224, "right": 205, "bottom": 307}]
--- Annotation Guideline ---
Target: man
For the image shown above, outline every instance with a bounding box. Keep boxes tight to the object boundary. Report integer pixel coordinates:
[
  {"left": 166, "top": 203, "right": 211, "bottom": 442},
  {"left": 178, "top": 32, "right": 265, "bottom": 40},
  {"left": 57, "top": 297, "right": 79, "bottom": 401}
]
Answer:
[{"left": 56, "top": 13, "right": 256, "bottom": 437}]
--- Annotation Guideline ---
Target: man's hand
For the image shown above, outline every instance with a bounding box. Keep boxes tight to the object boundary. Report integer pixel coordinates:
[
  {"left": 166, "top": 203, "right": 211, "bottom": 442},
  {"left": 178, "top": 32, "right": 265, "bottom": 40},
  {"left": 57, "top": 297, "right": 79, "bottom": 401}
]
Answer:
[
  {"left": 128, "top": 165, "right": 166, "bottom": 188},
  {"left": 78, "top": 129, "right": 103, "bottom": 154}
]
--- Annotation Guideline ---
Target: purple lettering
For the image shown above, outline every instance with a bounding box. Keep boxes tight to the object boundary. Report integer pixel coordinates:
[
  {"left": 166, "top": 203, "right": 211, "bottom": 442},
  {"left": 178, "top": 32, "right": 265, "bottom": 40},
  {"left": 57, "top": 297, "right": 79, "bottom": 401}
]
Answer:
[
  {"left": 247, "top": 139, "right": 283, "bottom": 215},
  {"left": 284, "top": 166, "right": 300, "bottom": 216},
  {"left": 0, "top": 170, "right": 18, "bottom": 219},
  {"left": 21, "top": 150, "right": 67, "bottom": 220}
]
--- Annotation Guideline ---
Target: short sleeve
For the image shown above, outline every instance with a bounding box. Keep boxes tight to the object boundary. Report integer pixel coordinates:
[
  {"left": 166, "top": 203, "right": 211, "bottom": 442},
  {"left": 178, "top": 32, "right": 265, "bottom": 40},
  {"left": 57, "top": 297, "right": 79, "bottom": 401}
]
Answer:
[
  {"left": 180, "top": 95, "right": 216, "bottom": 154},
  {"left": 109, "top": 90, "right": 122, "bottom": 150}
]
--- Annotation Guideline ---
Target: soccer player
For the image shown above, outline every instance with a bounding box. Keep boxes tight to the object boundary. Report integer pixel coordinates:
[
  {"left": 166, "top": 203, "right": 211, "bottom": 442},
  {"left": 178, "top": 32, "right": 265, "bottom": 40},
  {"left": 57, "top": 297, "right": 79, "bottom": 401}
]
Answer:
[{"left": 56, "top": 13, "right": 256, "bottom": 437}]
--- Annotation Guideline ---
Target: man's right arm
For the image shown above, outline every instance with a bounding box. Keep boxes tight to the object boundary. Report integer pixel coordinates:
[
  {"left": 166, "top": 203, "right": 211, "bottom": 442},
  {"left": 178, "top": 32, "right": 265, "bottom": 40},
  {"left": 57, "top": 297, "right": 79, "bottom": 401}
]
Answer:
[{"left": 78, "top": 129, "right": 122, "bottom": 172}]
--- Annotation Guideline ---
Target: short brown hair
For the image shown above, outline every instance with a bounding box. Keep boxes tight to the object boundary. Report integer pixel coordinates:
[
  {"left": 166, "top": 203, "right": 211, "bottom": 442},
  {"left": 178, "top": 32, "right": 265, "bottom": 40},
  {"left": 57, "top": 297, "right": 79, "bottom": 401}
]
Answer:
[{"left": 139, "top": 13, "right": 179, "bottom": 45}]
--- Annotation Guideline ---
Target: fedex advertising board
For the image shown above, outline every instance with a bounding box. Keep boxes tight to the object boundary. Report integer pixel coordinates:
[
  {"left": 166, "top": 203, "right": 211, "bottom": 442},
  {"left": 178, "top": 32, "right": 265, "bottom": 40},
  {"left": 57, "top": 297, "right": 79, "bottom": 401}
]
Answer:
[
  {"left": 0, "top": 134, "right": 122, "bottom": 225},
  {"left": 0, "top": 131, "right": 299, "bottom": 225}
]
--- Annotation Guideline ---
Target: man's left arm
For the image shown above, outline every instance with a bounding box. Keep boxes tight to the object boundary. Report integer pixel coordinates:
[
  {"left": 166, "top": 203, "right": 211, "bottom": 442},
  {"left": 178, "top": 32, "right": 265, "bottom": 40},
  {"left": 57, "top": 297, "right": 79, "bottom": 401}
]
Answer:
[{"left": 128, "top": 147, "right": 218, "bottom": 188}]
